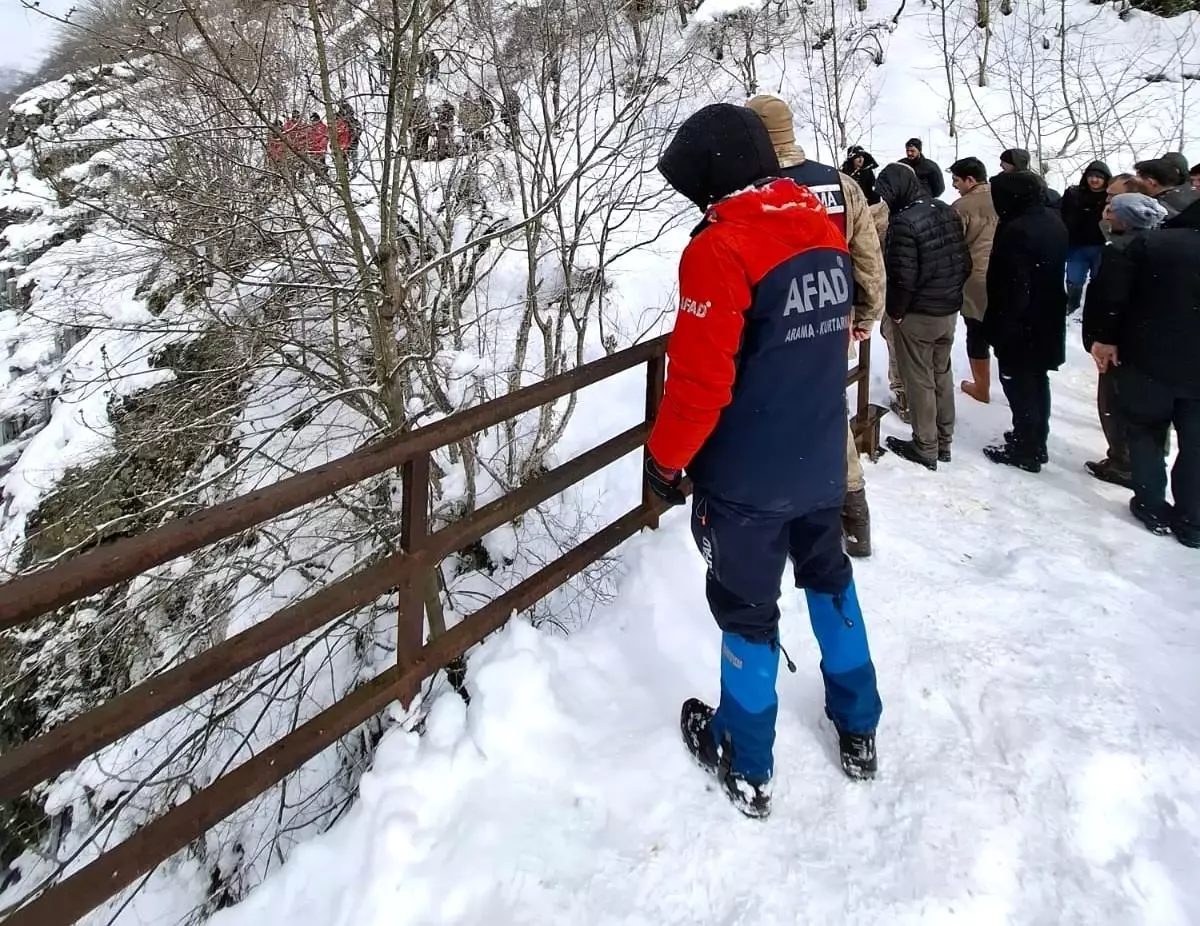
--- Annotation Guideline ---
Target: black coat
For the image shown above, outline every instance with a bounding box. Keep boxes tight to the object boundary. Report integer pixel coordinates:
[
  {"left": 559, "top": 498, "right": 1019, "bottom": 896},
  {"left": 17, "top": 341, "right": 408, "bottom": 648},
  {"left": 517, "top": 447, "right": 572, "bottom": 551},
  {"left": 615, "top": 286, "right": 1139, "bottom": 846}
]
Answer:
[
  {"left": 1060, "top": 161, "right": 1111, "bottom": 247},
  {"left": 842, "top": 150, "right": 879, "bottom": 204},
  {"left": 1082, "top": 199, "right": 1200, "bottom": 394},
  {"left": 875, "top": 163, "right": 971, "bottom": 319},
  {"left": 983, "top": 171, "right": 1069, "bottom": 371},
  {"left": 898, "top": 154, "right": 945, "bottom": 199}
]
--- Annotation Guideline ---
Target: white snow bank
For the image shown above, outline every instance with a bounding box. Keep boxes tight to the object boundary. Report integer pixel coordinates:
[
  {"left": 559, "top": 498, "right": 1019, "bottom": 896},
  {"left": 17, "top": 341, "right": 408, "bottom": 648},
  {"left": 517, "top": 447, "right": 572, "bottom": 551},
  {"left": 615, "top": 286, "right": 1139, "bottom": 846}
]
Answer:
[
  {"left": 693, "top": 0, "right": 764, "bottom": 23},
  {"left": 212, "top": 337, "right": 1200, "bottom": 926}
]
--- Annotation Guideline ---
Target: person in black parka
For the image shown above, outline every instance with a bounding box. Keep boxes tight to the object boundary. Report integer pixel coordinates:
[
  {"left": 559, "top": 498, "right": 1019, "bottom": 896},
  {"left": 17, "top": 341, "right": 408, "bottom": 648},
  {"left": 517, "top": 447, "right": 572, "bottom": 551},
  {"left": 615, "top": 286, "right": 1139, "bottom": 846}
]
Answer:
[
  {"left": 982, "top": 170, "right": 1069, "bottom": 472},
  {"left": 1060, "top": 160, "right": 1111, "bottom": 312},
  {"left": 842, "top": 145, "right": 880, "bottom": 204},
  {"left": 898, "top": 137, "right": 945, "bottom": 199}
]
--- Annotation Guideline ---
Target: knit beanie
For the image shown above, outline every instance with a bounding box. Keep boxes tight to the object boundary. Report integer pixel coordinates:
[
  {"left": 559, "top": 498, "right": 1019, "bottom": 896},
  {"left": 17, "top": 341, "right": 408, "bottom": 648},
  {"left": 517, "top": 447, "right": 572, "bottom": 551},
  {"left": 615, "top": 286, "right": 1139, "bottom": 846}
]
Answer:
[
  {"left": 745, "top": 94, "right": 804, "bottom": 165},
  {"left": 905, "top": 137, "right": 923, "bottom": 152},
  {"left": 1109, "top": 193, "right": 1169, "bottom": 230}
]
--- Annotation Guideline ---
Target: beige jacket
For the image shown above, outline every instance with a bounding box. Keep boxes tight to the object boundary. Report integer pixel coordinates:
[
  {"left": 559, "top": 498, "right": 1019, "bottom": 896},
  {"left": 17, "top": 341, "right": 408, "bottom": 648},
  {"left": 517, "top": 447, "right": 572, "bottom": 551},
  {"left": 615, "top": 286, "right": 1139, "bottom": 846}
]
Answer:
[{"left": 951, "top": 181, "right": 998, "bottom": 322}]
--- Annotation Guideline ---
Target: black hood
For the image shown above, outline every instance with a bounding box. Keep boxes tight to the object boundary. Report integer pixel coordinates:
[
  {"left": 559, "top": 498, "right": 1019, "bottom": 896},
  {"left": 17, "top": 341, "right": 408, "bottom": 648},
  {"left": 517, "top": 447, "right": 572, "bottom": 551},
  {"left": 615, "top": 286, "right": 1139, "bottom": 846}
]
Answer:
[
  {"left": 990, "top": 169, "right": 1045, "bottom": 221},
  {"left": 845, "top": 146, "right": 878, "bottom": 170},
  {"left": 658, "top": 103, "right": 780, "bottom": 211},
  {"left": 1160, "top": 151, "right": 1190, "bottom": 187},
  {"left": 875, "top": 162, "right": 922, "bottom": 211},
  {"left": 1001, "top": 148, "right": 1031, "bottom": 171},
  {"left": 1080, "top": 160, "right": 1112, "bottom": 187}
]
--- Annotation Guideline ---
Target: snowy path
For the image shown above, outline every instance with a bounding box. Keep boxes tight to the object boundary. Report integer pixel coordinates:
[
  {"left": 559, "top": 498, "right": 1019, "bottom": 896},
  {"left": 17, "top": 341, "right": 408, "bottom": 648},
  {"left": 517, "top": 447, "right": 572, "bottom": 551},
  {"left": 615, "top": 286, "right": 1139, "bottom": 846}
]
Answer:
[{"left": 214, "top": 338, "right": 1200, "bottom": 926}]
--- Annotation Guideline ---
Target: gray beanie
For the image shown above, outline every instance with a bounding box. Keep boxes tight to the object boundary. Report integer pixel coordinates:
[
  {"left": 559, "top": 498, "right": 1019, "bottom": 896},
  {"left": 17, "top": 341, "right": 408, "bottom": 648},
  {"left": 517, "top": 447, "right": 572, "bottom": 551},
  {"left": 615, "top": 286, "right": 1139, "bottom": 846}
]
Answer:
[{"left": 1109, "top": 193, "right": 1168, "bottom": 230}]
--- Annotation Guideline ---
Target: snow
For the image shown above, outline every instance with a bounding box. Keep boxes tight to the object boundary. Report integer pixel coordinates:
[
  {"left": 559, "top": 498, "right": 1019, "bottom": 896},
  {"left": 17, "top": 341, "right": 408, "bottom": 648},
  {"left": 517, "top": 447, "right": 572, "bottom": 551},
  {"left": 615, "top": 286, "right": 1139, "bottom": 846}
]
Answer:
[
  {"left": 692, "top": 0, "right": 765, "bottom": 23},
  {"left": 211, "top": 329, "right": 1200, "bottom": 926}
]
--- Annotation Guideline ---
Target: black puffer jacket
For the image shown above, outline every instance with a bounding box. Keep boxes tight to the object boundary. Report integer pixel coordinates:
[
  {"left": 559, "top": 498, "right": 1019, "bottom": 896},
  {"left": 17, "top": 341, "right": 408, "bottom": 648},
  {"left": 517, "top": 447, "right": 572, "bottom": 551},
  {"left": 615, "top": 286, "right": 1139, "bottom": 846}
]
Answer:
[
  {"left": 842, "top": 147, "right": 879, "bottom": 204},
  {"left": 983, "top": 171, "right": 1069, "bottom": 371},
  {"left": 1060, "top": 160, "right": 1111, "bottom": 247},
  {"left": 876, "top": 163, "right": 972, "bottom": 319},
  {"left": 1083, "top": 198, "right": 1200, "bottom": 393}
]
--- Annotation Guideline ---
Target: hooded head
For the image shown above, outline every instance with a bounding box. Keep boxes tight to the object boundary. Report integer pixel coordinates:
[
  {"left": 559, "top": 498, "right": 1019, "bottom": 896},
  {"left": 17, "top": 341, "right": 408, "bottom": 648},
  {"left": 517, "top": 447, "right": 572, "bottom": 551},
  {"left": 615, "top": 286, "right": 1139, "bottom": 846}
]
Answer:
[
  {"left": 658, "top": 103, "right": 780, "bottom": 211},
  {"left": 1159, "top": 151, "right": 1189, "bottom": 187},
  {"left": 990, "top": 169, "right": 1045, "bottom": 221},
  {"left": 1081, "top": 160, "right": 1112, "bottom": 192},
  {"left": 1000, "top": 148, "right": 1031, "bottom": 172},
  {"left": 744, "top": 94, "right": 804, "bottom": 167},
  {"left": 846, "top": 145, "right": 878, "bottom": 170},
  {"left": 1107, "top": 192, "right": 1168, "bottom": 232},
  {"left": 875, "top": 162, "right": 922, "bottom": 211}
]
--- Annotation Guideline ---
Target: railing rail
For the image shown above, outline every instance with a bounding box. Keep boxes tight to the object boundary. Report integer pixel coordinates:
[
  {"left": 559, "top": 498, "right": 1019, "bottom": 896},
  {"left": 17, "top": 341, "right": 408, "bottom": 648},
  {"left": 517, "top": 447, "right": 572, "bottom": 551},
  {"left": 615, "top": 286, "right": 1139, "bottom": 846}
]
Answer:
[{"left": 0, "top": 333, "right": 878, "bottom": 926}]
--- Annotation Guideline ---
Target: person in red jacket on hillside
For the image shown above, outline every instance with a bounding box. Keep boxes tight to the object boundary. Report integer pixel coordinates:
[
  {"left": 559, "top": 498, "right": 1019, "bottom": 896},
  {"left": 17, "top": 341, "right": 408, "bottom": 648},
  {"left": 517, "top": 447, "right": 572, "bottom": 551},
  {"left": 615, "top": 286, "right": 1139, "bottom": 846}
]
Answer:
[
  {"left": 645, "top": 103, "right": 883, "bottom": 820},
  {"left": 307, "top": 113, "right": 329, "bottom": 174}
]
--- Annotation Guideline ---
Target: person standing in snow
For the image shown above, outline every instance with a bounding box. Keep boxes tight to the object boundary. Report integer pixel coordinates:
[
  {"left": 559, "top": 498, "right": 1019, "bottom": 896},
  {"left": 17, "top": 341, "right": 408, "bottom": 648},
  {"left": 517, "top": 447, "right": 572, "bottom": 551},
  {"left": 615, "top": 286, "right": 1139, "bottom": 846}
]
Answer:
[
  {"left": 949, "top": 157, "right": 998, "bottom": 405},
  {"left": 336, "top": 100, "right": 362, "bottom": 166},
  {"left": 1060, "top": 160, "right": 1111, "bottom": 314},
  {"left": 745, "top": 94, "right": 886, "bottom": 559},
  {"left": 842, "top": 145, "right": 879, "bottom": 205},
  {"left": 1134, "top": 157, "right": 1200, "bottom": 219},
  {"left": 999, "top": 148, "right": 1031, "bottom": 173},
  {"left": 307, "top": 112, "right": 329, "bottom": 175},
  {"left": 980, "top": 170, "right": 1069, "bottom": 472},
  {"left": 898, "top": 138, "right": 944, "bottom": 199},
  {"left": 875, "top": 163, "right": 971, "bottom": 469},
  {"left": 1159, "top": 151, "right": 1190, "bottom": 189},
  {"left": 1082, "top": 195, "right": 1200, "bottom": 546},
  {"left": 1081, "top": 193, "right": 1169, "bottom": 490},
  {"left": 645, "top": 103, "right": 883, "bottom": 818},
  {"left": 410, "top": 95, "right": 434, "bottom": 159}
]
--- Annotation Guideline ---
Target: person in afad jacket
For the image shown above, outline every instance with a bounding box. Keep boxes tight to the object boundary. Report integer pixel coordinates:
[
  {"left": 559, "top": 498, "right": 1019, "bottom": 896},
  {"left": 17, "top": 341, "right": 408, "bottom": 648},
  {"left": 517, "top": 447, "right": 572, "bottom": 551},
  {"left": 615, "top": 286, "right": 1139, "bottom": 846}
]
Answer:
[
  {"left": 842, "top": 145, "right": 879, "bottom": 204},
  {"left": 645, "top": 103, "right": 883, "bottom": 819},
  {"left": 875, "top": 163, "right": 971, "bottom": 470},
  {"left": 898, "top": 137, "right": 945, "bottom": 199},
  {"left": 949, "top": 157, "right": 998, "bottom": 404},
  {"left": 1083, "top": 196, "right": 1200, "bottom": 548},
  {"left": 981, "top": 170, "right": 1069, "bottom": 472},
  {"left": 1060, "top": 160, "right": 1111, "bottom": 313},
  {"left": 745, "top": 93, "right": 886, "bottom": 559},
  {"left": 1081, "top": 193, "right": 1168, "bottom": 490}
]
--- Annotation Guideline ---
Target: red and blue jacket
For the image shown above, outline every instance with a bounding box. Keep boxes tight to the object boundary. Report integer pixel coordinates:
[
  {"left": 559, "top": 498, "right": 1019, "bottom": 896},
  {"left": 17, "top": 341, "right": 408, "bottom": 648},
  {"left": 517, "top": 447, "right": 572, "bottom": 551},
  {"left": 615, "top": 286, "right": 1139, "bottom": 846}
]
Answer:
[{"left": 648, "top": 179, "right": 853, "bottom": 515}]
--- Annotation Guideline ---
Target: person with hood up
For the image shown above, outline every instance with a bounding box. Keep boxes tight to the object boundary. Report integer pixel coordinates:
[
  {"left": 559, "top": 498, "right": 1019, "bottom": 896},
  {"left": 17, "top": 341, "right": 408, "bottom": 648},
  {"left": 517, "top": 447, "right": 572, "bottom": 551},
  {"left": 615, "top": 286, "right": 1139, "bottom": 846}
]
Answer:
[
  {"left": 981, "top": 170, "right": 1069, "bottom": 472},
  {"left": 949, "top": 157, "right": 998, "bottom": 404},
  {"left": 1060, "top": 160, "right": 1111, "bottom": 313},
  {"left": 1134, "top": 157, "right": 1200, "bottom": 219},
  {"left": 842, "top": 145, "right": 879, "bottom": 204},
  {"left": 876, "top": 162, "right": 972, "bottom": 469},
  {"left": 745, "top": 94, "right": 886, "bottom": 559},
  {"left": 1081, "top": 193, "right": 1169, "bottom": 489},
  {"left": 999, "top": 148, "right": 1031, "bottom": 173},
  {"left": 1159, "top": 151, "right": 1190, "bottom": 188},
  {"left": 647, "top": 103, "right": 884, "bottom": 818},
  {"left": 1083, "top": 195, "right": 1200, "bottom": 547},
  {"left": 898, "top": 138, "right": 945, "bottom": 199}
]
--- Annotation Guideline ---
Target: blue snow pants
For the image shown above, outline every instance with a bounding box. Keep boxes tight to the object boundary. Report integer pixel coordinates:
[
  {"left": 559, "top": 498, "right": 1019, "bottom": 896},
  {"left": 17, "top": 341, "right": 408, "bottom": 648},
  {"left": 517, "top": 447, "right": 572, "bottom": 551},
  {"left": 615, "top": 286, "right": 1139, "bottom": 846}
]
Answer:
[
  {"left": 690, "top": 494, "right": 883, "bottom": 783},
  {"left": 1065, "top": 245, "right": 1103, "bottom": 288}
]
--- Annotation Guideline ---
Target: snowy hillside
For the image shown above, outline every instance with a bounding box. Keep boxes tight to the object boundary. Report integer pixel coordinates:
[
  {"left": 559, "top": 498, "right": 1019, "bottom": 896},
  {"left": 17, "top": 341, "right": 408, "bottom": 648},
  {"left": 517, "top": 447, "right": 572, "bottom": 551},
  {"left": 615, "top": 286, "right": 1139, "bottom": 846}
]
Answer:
[{"left": 0, "top": 0, "right": 1198, "bottom": 921}]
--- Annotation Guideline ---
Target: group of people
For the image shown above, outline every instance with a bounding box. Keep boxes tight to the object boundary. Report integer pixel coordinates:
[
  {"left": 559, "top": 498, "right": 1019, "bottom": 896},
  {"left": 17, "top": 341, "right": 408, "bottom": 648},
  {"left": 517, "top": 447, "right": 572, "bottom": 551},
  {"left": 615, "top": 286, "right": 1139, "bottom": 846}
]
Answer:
[
  {"left": 408, "top": 90, "right": 504, "bottom": 160},
  {"left": 266, "top": 101, "right": 362, "bottom": 175},
  {"left": 639, "top": 94, "right": 1199, "bottom": 821}
]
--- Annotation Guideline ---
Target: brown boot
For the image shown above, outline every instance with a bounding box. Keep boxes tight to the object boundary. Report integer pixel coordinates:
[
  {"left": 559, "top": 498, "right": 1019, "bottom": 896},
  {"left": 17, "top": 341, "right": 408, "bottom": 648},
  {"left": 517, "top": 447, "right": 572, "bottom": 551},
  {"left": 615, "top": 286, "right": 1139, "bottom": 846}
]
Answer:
[
  {"left": 842, "top": 488, "right": 871, "bottom": 558},
  {"left": 960, "top": 357, "right": 991, "bottom": 404}
]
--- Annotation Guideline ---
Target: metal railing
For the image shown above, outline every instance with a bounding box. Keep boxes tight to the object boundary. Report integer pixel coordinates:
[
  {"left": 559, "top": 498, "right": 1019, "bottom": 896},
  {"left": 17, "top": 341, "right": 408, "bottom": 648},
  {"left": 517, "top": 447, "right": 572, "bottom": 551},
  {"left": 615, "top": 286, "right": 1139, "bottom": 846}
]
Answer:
[{"left": 0, "top": 333, "right": 878, "bottom": 925}]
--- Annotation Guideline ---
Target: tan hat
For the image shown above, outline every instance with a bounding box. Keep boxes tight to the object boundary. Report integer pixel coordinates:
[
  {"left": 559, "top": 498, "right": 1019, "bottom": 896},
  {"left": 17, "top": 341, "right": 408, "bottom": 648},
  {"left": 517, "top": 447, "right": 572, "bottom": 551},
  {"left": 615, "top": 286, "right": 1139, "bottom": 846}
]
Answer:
[{"left": 745, "top": 94, "right": 803, "bottom": 165}]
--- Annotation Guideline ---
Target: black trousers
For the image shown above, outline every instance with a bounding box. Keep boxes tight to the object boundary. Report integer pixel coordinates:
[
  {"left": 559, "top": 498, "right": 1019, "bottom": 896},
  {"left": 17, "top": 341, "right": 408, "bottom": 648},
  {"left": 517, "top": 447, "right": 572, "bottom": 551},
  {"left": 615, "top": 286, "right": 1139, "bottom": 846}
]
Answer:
[
  {"left": 964, "top": 316, "right": 990, "bottom": 361},
  {"left": 1097, "top": 369, "right": 1130, "bottom": 469},
  {"left": 999, "top": 364, "right": 1051, "bottom": 454},
  {"left": 1115, "top": 365, "right": 1200, "bottom": 528}
]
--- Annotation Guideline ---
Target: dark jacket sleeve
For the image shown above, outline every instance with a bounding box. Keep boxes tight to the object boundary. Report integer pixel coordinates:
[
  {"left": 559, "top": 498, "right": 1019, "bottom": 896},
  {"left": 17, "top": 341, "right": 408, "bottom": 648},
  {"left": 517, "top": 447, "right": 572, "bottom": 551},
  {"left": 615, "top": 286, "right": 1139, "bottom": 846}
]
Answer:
[
  {"left": 926, "top": 161, "right": 945, "bottom": 198},
  {"left": 1081, "top": 243, "right": 1136, "bottom": 350},
  {"left": 884, "top": 218, "right": 919, "bottom": 320}
]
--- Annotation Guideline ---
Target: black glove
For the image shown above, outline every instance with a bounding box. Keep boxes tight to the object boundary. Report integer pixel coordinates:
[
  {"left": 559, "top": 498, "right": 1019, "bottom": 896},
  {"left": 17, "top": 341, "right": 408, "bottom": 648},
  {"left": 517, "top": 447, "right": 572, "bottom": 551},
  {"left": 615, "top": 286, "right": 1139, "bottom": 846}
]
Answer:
[{"left": 644, "top": 456, "right": 686, "bottom": 507}]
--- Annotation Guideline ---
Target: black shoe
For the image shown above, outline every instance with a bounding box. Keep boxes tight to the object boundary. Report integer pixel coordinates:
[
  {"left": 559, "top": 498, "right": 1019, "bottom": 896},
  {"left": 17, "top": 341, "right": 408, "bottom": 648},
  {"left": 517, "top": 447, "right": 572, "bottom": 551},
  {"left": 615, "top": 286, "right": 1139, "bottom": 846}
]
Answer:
[
  {"left": 1130, "top": 497, "right": 1173, "bottom": 536},
  {"left": 680, "top": 699, "right": 771, "bottom": 819},
  {"left": 842, "top": 488, "right": 871, "bottom": 558},
  {"left": 984, "top": 442, "right": 1042, "bottom": 473},
  {"left": 1174, "top": 518, "right": 1200, "bottom": 549},
  {"left": 1085, "top": 458, "right": 1133, "bottom": 490},
  {"left": 938, "top": 447, "right": 952, "bottom": 464},
  {"left": 1004, "top": 431, "right": 1048, "bottom": 465},
  {"left": 885, "top": 436, "right": 936, "bottom": 471},
  {"left": 838, "top": 730, "right": 877, "bottom": 781}
]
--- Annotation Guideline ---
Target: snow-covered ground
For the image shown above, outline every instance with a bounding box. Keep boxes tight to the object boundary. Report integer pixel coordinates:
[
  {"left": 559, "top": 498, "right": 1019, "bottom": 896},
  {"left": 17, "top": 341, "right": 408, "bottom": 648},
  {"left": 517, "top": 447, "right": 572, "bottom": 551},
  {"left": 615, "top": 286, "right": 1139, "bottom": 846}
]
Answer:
[{"left": 209, "top": 330, "right": 1200, "bottom": 926}]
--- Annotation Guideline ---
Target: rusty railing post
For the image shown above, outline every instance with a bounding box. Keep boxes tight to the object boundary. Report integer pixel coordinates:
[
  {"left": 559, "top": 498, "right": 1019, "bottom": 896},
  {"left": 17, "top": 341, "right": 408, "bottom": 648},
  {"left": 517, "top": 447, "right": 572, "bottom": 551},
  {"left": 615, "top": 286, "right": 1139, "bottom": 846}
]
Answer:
[
  {"left": 397, "top": 451, "right": 430, "bottom": 706},
  {"left": 643, "top": 349, "right": 666, "bottom": 529},
  {"left": 856, "top": 337, "right": 871, "bottom": 421}
]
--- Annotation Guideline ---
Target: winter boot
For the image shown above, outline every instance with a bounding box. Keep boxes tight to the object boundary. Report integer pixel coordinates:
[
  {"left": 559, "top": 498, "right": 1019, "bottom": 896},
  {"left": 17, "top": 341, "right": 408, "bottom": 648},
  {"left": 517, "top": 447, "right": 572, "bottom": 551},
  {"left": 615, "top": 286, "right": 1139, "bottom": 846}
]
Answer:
[
  {"left": 1004, "top": 430, "right": 1048, "bottom": 465},
  {"left": 680, "top": 698, "right": 772, "bottom": 819},
  {"left": 838, "top": 730, "right": 878, "bottom": 781},
  {"left": 938, "top": 446, "right": 952, "bottom": 464},
  {"left": 1085, "top": 458, "right": 1133, "bottom": 490},
  {"left": 1130, "top": 497, "right": 1173, "bottom": 537},
  {"left": 1066, "top": 283, "right": 1084, "bottom": 315},
  {"left": 960, "top": 357, "right": 991, "bottom": 404},
  {"left": 842, "top": 488, "right": 872, "bottom": 558},
  {"left": 984, "top": 441, "right": 1042, "bottom": 473},
  {"left": 885, "top": 436, "right": 936, "bottom": 470},
  {"left": 1173, "top": 516, "right": 1200, "bottom": 549}
]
